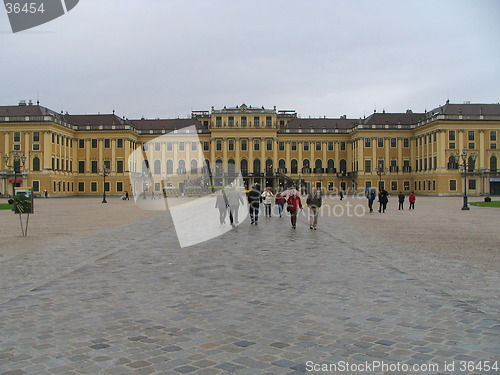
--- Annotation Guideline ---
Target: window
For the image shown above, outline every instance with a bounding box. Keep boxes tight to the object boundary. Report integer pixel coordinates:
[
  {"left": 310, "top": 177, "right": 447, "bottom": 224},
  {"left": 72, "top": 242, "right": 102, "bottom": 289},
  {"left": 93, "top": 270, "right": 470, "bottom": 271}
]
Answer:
[
  {"left": 291, "top": 159, "right": 298, "bottom": 174},
  {"left": 449, "top": 142, "right": 456, "bottom": 149},
  {"left": 91, "top": 182, "right": 97, "bottom": 192},
  {"left": 253, "top": 159, "right": 261, "bottom": 173},
  {"left": 179, "top": 142, "right": 185, "bottom": 151},
  {"left": 104, "top": 182, "right": 110, "bottom": 192},
  {"left": 104, "top": 139, "right": 111, "bottom": 148},
  {"left": 266, "top": 116, "right": 272, "bottom": 126},
  {"left": 167, "top": 142, "right": 173, "bottom": 151},
  {"left": 103, "top": 160, "right": 111, "bottom": 170},
  {"left": 92, "top": 139, "right": 98, "bottom": 148},
  {"left": 303, "top": 142, "right": 309, "bottom": 151},
  {"left": 254, "top": 139, "right": 260, "bottom": 151},
  {"left": 279, "top": 142, "right": 285, "bottom": 151},
  {"left": 490, "top": 131, "right": 497, "bottom": 141},
  {"left": 78, "top": 161, "right": 85, "bottom": 173},
  {"left": 291, "top": 141, "right": 297, "bottom": 151},
  {"left": 468, "top": 143, "right": 475, "bottom": 149},
  {"left": 364, "top": 138, "right": 371, "bottom": 147},
  {"left": 490, "top": 156, "right": 497, "bottom": 171},
  {"left": 14, "top": 132, "right": 20, "bottom": 142},
  {"left": 391, "top": 181, "right": 398, "bottom": 191},
  {"left": 166, "top": 160, "right": 173, "bottom": 174},
  {"left": 79, "top": 139, "right": 85, "bottom": 148},
  {"left": 191, "top": 142, "right": 197, "bottom": 151},
  {"left": 240, "top": 159, "right": 248, "bottom": 174},
  {"left": 228, "top": 116, "right": 234, "bottom": 127},
  {"left": 364, "top": 160, "right": 371, "bottom": 173},
  {"left": 468, "top": 131, "right": 475, "bottom": 141},
  {"left": 203, "top": 142, "right": 209, "bottom": 151},
  {"left": 378, "top": 138, "right": 384, "bottom": 148},
  {"left": 91, "top": 160, "right": 98, "bottom": 173},
  {"left": 32, "top": 157, "right": 40, "bottom": 171},
  {"left": 316, "top": 142, "right": 321, "bottom": 151},
  {"left": 328, "top": 142, "right": 334, "bottom": 151},
  {"left": 117, "top": 138, "right": 123, "bottom": 148},
  {"left": 391, "top": 138, "right": 397, "bottom": 148},
  {"left": 266, "top": 139, "right": 273, "bottom": 151},
  {"left": 241, "top": 139, "right": 247, "bottom": 151},
  {"left": 143, "top": 143, "right": 148, "bottom": 151},
  {"left": 328, "top": 182, "right": 334, "bottom": 191},
  {"left": 33, "top": 144, "right": 40, "bottom": 151},
  {"left": 154, "top": 160, "right": 161, "bottom": 174},
  {"left": 403, "top": 138, "right": 409, "bottom": 148},
  {"left": 449, "top": 130, "right": 456, "bottom": 141},
  {"left": 117, "top": 160, "right": 124, "bottom": 173},
  {"left": 254, "top": 116, "right": 260, "bottom": 127},
  {"left": 491, "top": 143, "right": 497, "bottom": 149},
  {"left": 33, "top": 132, "right": 40, "bottom": 142},
  {"left": 450, "top": 180, "right": 457, "bottom": 191},
  {"left": 241, "top": 116, "right": 247, "bottom": 127},
  {"left": 155, "top": 142, "right": 161, "bottom": 151},
  {"left": 404, "top": 181, "right": 410, "bottom": 191},
  {"left": 216, "top": 117, "right": 222, "bottom": 127},
  {"left": 78, "top": 182, "right": 85, "bottom": 192},
  {"left": 117, "top": 182, "right": 123, "bottom": 192},
  {"left": 216, "top": 140, "right": 222, "bottom": 151},
  {"left": 469, "top": 179, "right": 476, "bottom": 190},
  {"left": 340, "top": 142, "right": 346, "bottom": 151},
  {"left": 228, "top": 140, "right": 235, "bottom": 151}
]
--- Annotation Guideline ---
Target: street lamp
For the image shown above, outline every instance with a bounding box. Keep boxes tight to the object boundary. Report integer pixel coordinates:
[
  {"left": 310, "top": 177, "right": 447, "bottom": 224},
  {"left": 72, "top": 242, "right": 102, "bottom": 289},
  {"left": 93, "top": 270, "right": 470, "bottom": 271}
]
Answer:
[
  {"left": 376, "top": 160, "right": 386, "bottom": 191},
  {"left": 4, "top": 151, "right": 27, "bottom": 198},
  {"left": 453, "top": 148, "right": 477, "bottom": 210},
  {"left": 100, "top": 164, "right": 110, "bottom": 203}
]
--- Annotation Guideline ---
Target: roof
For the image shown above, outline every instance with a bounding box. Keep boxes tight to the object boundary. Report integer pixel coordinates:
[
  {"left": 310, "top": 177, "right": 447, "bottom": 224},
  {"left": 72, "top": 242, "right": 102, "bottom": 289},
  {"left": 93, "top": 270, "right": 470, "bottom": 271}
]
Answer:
[
  {"left": 428, "top": 102, "right": 500, "bottom": 116},
  {"left": 363, "top": 112, "right": 425, "bottom": 126},
  {"left": 130, "top": 118, "right": 204, "bottom": 131},
  {"left": 285, "top": 117, "right": 359, "bottom": 130},
  {"left": 0, "top": 104, "right": 60, "bottom": 118},
  {"left": 64, "top": 114, "right": 126, "bottom": 127}
]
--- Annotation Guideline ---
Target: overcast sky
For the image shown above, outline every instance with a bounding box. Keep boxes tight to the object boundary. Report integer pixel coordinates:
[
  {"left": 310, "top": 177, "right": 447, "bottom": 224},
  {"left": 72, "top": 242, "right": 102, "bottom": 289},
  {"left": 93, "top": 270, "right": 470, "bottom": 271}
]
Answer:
[{"left": 1, "top": 0, "right": 499, "bottom": 120}]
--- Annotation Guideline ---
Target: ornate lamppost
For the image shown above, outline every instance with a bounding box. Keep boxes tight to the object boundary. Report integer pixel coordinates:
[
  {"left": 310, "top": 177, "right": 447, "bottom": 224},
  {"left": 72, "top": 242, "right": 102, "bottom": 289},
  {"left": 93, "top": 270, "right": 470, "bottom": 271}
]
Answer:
[
  {"left": 100, "top": 164, "right": 110, "bottom": 203},
  {"left": 4, "top": 151, "right": 27, "bottom": 198},
  {"left": 453, "top": 148, "right": 477, "bottom": 210},
  {"left": 376, "top": 160, "right": 386, "bottom": 191}
]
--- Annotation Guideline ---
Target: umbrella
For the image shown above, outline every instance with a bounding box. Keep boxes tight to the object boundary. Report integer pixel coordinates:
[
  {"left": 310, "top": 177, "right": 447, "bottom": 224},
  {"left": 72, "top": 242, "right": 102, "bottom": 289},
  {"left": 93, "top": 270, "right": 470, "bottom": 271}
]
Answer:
[{"left": 282, "top": 189, "right": 299, "bottom": 196}]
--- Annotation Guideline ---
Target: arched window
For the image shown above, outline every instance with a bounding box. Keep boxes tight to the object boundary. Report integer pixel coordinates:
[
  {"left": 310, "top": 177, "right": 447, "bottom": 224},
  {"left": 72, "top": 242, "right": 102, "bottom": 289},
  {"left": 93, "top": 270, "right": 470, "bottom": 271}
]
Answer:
[
  {"left": 142, "top": 159, "right": 149, "bottom": 174},
  {"left": 178, "top": 160, "right": 186, "bottom": 174},
  {"left": 191, "top": 159, "right": 198, "bottom": 174},
  {"left": 215, "top": 159, "right": 223, "bottom": 175},
  {"left": 278, "top": 159, "right": 286, "bottom": 172},
  {"left": 240, "top": 159, "right": 248, "bottom": 174},
  {"left": 490, "top": 156, "right": 498, "bottom": 172},
  {"left": 291, "top": 159, "right": 298, "bottom": 174},
  {"left": 467, "top": 156, "right": 475, "bottom": 172},
  {"left": 154, "top": 159, "right": 161, "bottom": 175},
  {"left": 302, "top": 159, "right": 310, "bottom": 173},
  {"left": 327, "top": 159, "right": 335, "bottom": 172},
  {"left": 253, "top": 159, "right": 261, "bottom": 173},
  {"left": 32, "top": 157, "right": 40, "bottom": 172},
  {"left": 228, "top": 159, "right": 235, "bottom": 175},
  {"left": 340, "top": 159, "right": 347, "bottom": 173},
  {"left": 315, "top": 159, "right": 322, "bottom": 169},
  {"left": 266, "top": 159, "right": 273, "bottom": 173},
  {"left": 203, "top": 159, "right": 210, "bottom": 174},
  {"left": 448, "top": 155, "right": 458, "bottom": 169},
  {"left": 166, "top": 160, "right": 173, "bottom": 174}
]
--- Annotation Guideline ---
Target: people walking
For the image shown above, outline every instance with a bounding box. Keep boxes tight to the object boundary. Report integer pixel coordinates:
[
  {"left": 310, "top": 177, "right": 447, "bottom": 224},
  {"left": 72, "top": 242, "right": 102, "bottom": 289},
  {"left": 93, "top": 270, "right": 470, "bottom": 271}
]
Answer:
[
  {"left": 366, "top": 189, "right": 376, "bottom": 213},
  {"left": 215, "top": 188, "right": 228, "bottom": 224},
  {"left": 339, "top": 190, "right": 344, "bottom": 201},
  {"left": 286, "top": 190, "right": 302, "bottom": 229},
  {"left": 306, "top": 187, "right": 322, "bottom": 229},
  {"left": 409, "top": 191, "right": 416, "bottom": 210},
  {"left": 378, "top": 189, "right": 389, "bottom": 213},
  {"left": 247, "top": 184, "right": 262, "bottom": 225},
  {"left": 227, "top": 186, "right": 245, "bottom": 227},
  {"left": 275, "top": 189, "right": 286, "bottom": 218},
  {"left": 125, "top": 191, "right": 129, "bottom": 200},
  {"left": 261, "top": 187, "right": 274, "bottom": 217},
  {"left": 398, "top": 192, "right": 405, "bottom": 210}
]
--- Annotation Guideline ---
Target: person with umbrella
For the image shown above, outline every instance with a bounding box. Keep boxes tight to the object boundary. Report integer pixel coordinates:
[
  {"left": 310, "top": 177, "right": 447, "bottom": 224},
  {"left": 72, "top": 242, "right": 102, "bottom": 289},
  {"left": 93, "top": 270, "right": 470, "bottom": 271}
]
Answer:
[{"left": 284, "top": 187, "right": 302, "bottom": 229}]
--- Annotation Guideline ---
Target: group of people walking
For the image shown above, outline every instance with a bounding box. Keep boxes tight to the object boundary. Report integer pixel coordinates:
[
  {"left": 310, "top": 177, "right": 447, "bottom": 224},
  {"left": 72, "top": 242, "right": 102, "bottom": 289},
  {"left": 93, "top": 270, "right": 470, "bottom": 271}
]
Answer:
[{"left": 366, "top": 189, "right": 416, "bottom": 213}]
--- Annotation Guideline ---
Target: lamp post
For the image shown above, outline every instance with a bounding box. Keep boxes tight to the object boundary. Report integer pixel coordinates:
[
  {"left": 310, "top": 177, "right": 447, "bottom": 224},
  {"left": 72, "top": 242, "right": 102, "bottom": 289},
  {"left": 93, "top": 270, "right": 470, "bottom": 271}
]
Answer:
[
  {"left": 376, "top": 160, "right": 386, "bottom": 191},
  {"left": 454, "top": 148, "right": 477, "bottom": 210},
  {"left": 100, "top": 164, "right": 110, "bottom": 203},
  {"left": 4, "top": 151, "right": 27, "bottom": 198}
]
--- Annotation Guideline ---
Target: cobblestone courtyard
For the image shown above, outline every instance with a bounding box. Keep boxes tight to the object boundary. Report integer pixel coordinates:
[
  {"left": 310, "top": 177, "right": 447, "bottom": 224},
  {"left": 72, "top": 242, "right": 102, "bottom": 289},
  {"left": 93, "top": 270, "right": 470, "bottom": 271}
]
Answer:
[{"left": 0, "top": 196, "right": 498, "bottom": 374}]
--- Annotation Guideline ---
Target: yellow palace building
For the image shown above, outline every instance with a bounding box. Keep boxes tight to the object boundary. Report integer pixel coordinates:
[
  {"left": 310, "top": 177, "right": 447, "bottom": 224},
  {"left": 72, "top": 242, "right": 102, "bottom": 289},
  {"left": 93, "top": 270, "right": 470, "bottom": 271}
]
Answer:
[{"left": 1, "top": 100, "right": 499, "bottom": 197}]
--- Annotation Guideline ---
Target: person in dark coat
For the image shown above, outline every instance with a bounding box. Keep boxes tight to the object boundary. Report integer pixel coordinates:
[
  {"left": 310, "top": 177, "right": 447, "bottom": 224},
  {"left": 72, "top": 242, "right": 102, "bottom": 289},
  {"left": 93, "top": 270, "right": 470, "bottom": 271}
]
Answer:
[
  {"left": 398, "top": 192, "right": 405, "bottom": 210},
  {"left": 247, "top": 184, "right": 262, "bottom": 225},
  {"left": 378, "top": 189, "right": 389, "bottom": 213},
  {"left": 366, "top": 189, "right": 376, "bottom": 213}
]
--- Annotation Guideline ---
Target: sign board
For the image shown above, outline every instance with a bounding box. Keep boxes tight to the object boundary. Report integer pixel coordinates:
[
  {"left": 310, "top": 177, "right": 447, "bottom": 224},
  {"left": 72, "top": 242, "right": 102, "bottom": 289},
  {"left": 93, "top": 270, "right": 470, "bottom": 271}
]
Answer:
[{"left": 14, "top": 187, "right": 34, "bottom": 214}]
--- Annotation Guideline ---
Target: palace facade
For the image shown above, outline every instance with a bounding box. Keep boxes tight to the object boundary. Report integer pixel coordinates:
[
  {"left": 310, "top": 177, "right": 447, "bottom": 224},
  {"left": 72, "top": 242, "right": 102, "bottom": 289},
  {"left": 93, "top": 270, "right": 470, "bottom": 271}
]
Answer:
[{"left": 1, "top": 100, "right": 499, "bottom": 197}]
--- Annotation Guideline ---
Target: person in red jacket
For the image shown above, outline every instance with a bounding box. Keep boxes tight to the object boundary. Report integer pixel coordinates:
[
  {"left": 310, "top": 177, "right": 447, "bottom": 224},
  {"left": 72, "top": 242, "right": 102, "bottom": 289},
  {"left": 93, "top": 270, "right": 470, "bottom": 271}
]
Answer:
[
  {"left": 286, "top": 191, "right": 303, "bottom": 229},
  {"left": 408, "top": 192, "right": 416, "bottom": 210}
]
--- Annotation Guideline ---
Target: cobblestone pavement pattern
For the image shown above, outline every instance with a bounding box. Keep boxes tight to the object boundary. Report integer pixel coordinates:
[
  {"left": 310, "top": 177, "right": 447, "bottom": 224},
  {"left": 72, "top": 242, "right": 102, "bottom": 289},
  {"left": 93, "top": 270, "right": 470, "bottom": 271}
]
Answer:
[{"left": 0, "top": 199, "right": 499, "bottom": 374}]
